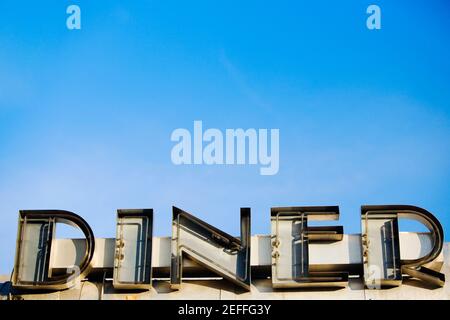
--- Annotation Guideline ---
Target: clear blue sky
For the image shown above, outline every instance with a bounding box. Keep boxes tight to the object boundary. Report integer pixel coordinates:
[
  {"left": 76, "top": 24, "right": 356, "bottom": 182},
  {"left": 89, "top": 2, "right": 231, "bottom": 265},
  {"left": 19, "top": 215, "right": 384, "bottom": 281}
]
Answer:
[{"left": 1, "top": 1, "right": 449, "bottom": 274}]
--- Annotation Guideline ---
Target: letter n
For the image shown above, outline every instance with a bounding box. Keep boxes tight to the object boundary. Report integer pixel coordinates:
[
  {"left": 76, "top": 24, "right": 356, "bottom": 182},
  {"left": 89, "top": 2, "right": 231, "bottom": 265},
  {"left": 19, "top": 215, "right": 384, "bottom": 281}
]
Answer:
[{"left": 170, "top": 206, "right": 251, "bottom": 290}]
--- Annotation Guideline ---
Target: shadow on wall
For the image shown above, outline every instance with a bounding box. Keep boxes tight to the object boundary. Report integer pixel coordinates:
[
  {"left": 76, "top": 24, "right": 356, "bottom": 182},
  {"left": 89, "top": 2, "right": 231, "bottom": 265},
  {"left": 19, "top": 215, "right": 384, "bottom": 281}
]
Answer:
[{"left": 0, "top": 281, "right": 12, "bottom": 297}]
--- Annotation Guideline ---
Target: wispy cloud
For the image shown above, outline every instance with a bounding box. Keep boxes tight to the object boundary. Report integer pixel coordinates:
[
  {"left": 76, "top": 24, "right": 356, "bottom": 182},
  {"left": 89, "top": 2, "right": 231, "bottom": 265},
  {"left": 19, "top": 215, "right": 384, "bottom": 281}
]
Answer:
[{"left": 219, "top": 49, "right": 272, "bottom": 113}]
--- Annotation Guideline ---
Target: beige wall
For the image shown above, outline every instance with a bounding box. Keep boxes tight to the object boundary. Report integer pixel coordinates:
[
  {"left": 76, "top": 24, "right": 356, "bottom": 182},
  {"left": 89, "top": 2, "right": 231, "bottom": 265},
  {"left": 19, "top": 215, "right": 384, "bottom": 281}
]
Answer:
[{"left": 1, "top": 241, "right": 448, "bottom": 300}]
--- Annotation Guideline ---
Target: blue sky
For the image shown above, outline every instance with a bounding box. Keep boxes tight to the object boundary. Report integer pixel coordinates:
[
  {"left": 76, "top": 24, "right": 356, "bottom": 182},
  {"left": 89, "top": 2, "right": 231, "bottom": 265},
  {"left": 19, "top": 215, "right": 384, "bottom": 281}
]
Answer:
[{"left": 1, "top": 1, "right": 450, "bottom": 274}]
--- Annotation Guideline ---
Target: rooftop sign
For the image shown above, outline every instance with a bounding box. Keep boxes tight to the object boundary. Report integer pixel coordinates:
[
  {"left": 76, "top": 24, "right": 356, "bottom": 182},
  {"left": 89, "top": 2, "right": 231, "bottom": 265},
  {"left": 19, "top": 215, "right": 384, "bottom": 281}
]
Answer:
[{"left": 11, "top": 205, "right": 445, "bottom": 292}]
